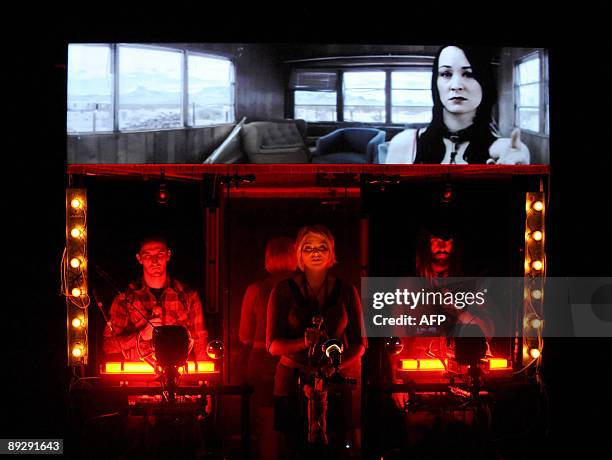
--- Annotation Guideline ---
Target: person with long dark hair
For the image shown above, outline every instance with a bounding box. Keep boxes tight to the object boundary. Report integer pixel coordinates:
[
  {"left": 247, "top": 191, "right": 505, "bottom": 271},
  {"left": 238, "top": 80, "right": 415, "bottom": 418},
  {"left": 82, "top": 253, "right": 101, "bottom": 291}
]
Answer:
[{"left": 385, "top": 45, "right": 530, "bottom": 164}]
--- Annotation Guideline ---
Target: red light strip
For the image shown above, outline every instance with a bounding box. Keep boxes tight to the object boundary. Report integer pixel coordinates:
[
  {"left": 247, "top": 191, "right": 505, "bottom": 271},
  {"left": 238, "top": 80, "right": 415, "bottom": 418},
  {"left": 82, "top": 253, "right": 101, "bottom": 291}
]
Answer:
[
  {"left": 101, "top": 361, "right": 216, "bottom": 374},
  {"left": 399, "top": 357, "right": 510, "bottom": 372}
]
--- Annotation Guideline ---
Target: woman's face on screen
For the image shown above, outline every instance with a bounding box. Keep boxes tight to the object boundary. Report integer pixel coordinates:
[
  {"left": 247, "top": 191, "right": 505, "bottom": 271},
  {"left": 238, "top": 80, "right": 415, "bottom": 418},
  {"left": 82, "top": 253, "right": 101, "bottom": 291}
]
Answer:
[{"left": 437, "top": 46, "right": 483, "bottom": 118}]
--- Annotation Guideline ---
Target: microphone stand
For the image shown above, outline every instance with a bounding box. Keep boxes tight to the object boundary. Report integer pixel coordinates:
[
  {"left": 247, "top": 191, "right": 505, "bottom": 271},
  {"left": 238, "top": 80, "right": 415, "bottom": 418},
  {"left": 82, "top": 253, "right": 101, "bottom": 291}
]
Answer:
[
  {"left": 91, "top": 289, "right": 129, "bottom": 361},
  {"left": 306, "top": 315, "right": 327, "bottom": 445}
]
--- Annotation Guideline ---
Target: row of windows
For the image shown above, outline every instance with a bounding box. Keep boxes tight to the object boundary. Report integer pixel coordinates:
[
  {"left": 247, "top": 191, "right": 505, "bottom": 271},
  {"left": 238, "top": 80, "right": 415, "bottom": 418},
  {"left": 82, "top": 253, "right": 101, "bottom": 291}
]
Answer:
[
  {"left": 67, "top": 44, "right": 235, "bottom": 133},
  {"left": 291, "top": 70, "right": 434, "bottom": 125},
  {"left": 68, "top": 45, "right": 548, "bottom": 136},
  {"left": 292, "top": 50, "right": 549, "bottom": 135}
]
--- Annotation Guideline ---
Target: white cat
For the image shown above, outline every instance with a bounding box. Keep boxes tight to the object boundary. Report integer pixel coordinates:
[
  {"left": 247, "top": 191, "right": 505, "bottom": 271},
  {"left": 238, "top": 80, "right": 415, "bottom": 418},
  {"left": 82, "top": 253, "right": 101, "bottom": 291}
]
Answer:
[{"left": 487, "top": 128, "right": 530, "bottom": 165}]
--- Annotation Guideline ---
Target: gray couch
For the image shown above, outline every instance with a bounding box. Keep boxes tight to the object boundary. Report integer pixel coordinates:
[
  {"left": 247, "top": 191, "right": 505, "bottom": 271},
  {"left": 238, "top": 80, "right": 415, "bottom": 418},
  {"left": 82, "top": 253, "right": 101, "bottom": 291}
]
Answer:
[{"left": 241, "top": 120, "right": 310, "bottom": 163}]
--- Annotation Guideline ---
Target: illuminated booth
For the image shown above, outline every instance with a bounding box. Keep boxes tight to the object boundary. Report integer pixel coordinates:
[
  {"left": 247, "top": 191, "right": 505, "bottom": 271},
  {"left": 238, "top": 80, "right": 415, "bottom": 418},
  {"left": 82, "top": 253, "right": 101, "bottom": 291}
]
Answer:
[{"left": 64, "top": 163, "right": 548, "bottom": 459}]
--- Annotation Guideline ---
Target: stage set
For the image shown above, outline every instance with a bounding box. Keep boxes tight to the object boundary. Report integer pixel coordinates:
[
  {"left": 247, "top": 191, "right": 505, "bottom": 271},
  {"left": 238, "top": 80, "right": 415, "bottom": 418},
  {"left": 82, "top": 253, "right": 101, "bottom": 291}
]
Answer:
[
  {"left": 59, "top": 163, "right": 557, "bottom": 459},
  {"left": 9, "top": 34, "right": 612, "bottom": 460}
]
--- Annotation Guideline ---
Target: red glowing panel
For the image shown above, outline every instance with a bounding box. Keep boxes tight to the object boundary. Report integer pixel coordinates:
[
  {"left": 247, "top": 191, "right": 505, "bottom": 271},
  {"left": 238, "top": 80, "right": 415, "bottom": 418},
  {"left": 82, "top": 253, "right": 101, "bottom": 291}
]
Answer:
[
  {"left": 400, "top": 358, "right": 447, "bottom": 371},
  {"left": 102, "top": 361, "right": 216, "bottom": 375},
  {"left": 488, "top": 358, "right": 510, "bottom": 370}
]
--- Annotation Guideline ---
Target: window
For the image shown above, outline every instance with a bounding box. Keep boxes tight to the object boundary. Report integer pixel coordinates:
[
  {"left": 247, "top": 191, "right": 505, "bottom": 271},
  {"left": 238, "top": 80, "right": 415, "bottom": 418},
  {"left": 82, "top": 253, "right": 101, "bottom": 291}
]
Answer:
[
  {"left": 343, "top": 71, "right": 386, "bottom": 122},
  {"left": 188, "top": 54, "right": 235, "bottom": 126},
  {"left": 515, "top": 51, "right": 549, "bottom": 134},
  {"left": 391, "top": 71, "right": 433, "bottom": 123},
  {"left": 67, "top": 44, "right": 236, "bottom": 134},
  {"left": 67, "top": 44, "right": 113, "bottom": 133},
  {"left": 290, "top": 71, "right": 337, "bottom": 122},
  {"left": 118, "top": 45, "right": 183, "bottom": 131}
]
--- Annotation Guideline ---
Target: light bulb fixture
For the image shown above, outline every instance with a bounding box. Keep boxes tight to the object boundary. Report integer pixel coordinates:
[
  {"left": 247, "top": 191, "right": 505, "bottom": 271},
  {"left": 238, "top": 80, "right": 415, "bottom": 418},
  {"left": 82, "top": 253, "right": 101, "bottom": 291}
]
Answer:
[
  {"left": 70, "top": 227, "right": 83, "bottom": 238},
  {"left": 71, "top": 287, "right": 82, "bottom": 297},
  {"left": 529, "top": 348, "right": 541, "bottom": 359},
  {"left": 72, "top": 346, "right": 84, "bottom": 358},
  {"left": 532, "top": 231, "right": 543, "bottom": 241},
  {"left": 70, "top": 257, "right": 82, "bottom": 269},
  {"left": 531, "top": 260, "right": 544, "bottom": 271},
  {"left": 531, "top": 289, "right": 543, "bottom": 300},
  {"left": 532, "top": 201, "right": 544, "bottom": 212},
  {"left": 70, "top": 198, "right": 83, "bottom": 209},
  {"left": 530, "top": 318, "right": 542, "bottom": 329},
  {"left": 72, "top": 317, "right": 84, "bottom": 328}
]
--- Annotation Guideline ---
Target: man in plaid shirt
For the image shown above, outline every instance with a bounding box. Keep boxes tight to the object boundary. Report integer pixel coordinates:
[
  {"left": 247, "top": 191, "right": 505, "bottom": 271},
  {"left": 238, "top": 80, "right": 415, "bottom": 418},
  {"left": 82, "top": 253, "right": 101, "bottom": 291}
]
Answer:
[{"left": 103, "top": 236, "right": 208, "bottom": 361}]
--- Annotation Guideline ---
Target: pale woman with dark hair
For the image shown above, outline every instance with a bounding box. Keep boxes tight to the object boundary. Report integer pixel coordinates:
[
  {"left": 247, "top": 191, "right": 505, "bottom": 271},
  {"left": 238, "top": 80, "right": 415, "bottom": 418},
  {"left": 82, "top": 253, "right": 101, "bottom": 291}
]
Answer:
[{"left": 386, "top": 44, "right": 530, "bottom": 165}]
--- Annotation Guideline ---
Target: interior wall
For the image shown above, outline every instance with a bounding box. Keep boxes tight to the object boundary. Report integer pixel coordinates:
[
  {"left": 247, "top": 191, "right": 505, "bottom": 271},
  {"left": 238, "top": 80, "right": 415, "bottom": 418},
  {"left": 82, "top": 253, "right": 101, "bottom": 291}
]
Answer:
[
  {"left": 498, "top": 47, "right": 550, "bottom": 164},
  {"left": 67, "top": 43, "right": 285, "bottom": 164}
]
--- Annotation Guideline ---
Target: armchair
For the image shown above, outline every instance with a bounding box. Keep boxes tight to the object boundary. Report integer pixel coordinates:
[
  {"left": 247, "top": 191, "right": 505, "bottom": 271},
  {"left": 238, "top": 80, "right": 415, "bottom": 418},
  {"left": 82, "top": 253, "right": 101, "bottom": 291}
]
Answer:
[{"left": 312, "top": 128, "right": 386, "bottom": 164}]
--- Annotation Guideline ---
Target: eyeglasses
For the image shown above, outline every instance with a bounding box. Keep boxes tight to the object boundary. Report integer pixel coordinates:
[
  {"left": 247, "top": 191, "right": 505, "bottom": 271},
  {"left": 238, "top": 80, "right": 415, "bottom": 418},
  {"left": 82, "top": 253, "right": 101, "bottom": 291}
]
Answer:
[
  {"left": 302, "top": 245, "right": 329, "bottom": 254},
  {"left": 140, "top": 252, "right": 169, "bottom": 262}
]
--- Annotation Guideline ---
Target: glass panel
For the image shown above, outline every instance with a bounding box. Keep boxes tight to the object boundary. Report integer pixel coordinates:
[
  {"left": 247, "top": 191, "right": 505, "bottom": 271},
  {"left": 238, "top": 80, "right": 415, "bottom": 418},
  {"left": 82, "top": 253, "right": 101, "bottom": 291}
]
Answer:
[
  {"left": 391, "top": 71, "right": 431, "bottom": 89},
  {"left": 344, "top": 89, "right": 385, "bottom": 106},
  {"left": 518, "top": 83, "right": 539, "bottom": 107},
  {"left": 344, "top": 88, "right": 385, "bottom": 122},
  {"left": 391, "top": 106, "right": 432, "bottom": 124},
  {"left": 392, "top": 89, "right": 433, "bottom": 106},
  {"left": 290, "top": 71, "right": 337, "bottom": 91},
  {"left": 344, "top": 72, "right": 385, "bottom": 89},
  {"left": 118, "top": 46, "right": 182, "bottom": 131},
  {"left": 517, "top": 57, "right": 540, "bottom": 85},
  {"left": 518, "top": 108, "right": 539, "bottom": 132},
  {"left": 67, "top": 44, "right": 113, "bottom": 133},
  {"left": 188, "top": 55, "right": 234, "bottom": 126},
  {"left": 295, "top": 106, "right": 337, "bottom": 122},
  {"left": 295, "top": 91, "right": 336, "bottom": 105},
  {"left": 295, "top": 91, "right": 337, "bottom": 122}
]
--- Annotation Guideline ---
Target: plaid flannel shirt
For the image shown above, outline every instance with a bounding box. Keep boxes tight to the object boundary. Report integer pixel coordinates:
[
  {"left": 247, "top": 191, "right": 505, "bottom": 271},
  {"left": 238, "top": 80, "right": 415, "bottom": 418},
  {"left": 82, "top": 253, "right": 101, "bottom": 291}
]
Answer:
[{"left": 103, "top": 277, "right": 208, "bottom": 361}]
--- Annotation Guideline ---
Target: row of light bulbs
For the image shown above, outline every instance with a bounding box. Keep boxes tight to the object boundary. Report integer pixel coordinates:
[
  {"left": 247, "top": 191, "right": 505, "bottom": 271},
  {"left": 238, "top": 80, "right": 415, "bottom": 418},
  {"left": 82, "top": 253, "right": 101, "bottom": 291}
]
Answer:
[
  {"left": 66, "top": 189, "right": 88, "bottom": 363},
  {"left": 524, "top": 194, "right": 545, "bottom": 362}
]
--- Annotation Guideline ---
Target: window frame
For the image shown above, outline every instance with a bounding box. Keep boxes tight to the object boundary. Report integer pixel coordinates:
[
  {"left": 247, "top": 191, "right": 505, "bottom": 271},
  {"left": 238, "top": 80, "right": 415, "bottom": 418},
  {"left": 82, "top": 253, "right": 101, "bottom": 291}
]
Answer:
[
  {"left": 389, "top": 67, "right": 433, "bottom": 125},
  {"left": 514, "top": 50, "right": 549, "bottom": 136},
  {"left": 67, "top": 43, "right": 237, "bottom": 135},
  {"left": 116, "top": 43, "right": 185, "bottom": 133},
  {"left": 66, "top": 43, "right": 115, "bottom": 134},
  {"left": 342, "top": 69, "right": 387, "bottom": 124},
  {"left": 290, "top": 69, "right": 339, "bottom": 123},
  {"left": 185, "top": 51, "right": 236, "bottom": 128},
  {"left": 290, "top": 66, "right": 434, "bottom": 127}
]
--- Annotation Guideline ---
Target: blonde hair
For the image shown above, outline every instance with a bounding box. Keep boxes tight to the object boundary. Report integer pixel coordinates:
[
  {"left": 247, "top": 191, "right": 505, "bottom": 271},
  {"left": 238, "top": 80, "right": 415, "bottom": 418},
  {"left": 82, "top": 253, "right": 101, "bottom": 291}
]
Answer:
[
  {"left": 295, "top": 225, "right": 337, "bottom": 271},
  {"left": 264, "top": 237, "right": 297, "bottom": 274}
]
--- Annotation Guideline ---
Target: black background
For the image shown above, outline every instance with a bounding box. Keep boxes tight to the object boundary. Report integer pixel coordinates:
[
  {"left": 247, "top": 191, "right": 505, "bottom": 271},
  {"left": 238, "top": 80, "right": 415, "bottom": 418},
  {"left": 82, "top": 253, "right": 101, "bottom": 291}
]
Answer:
[{"left": 5, "top": 6, "right": 612, "bottom": 458}]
